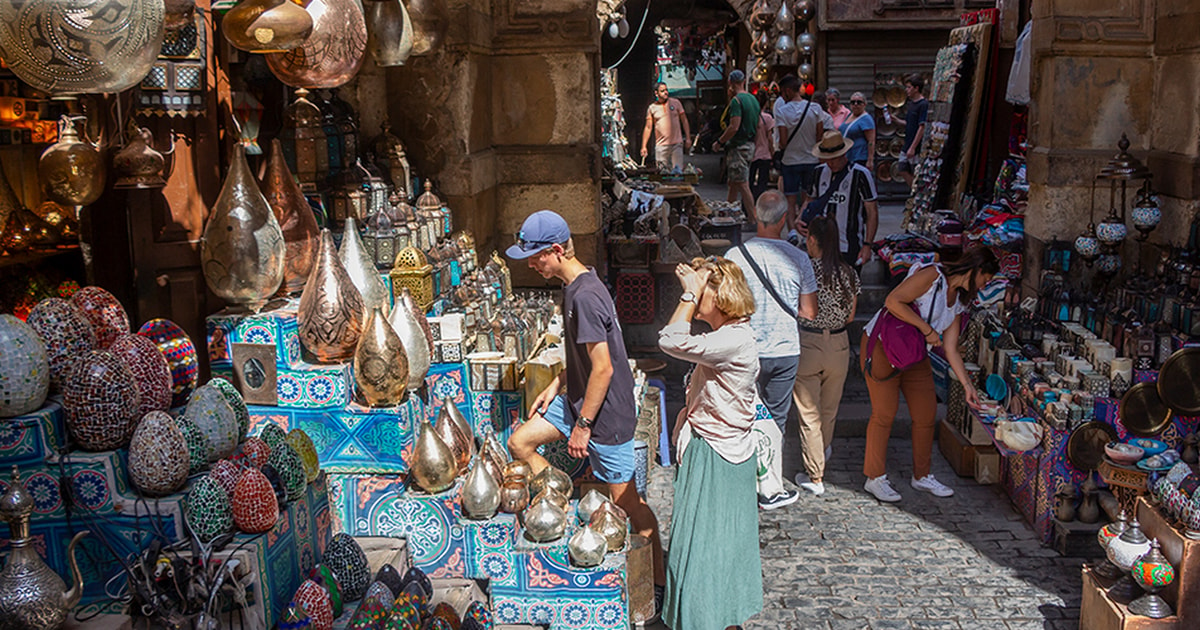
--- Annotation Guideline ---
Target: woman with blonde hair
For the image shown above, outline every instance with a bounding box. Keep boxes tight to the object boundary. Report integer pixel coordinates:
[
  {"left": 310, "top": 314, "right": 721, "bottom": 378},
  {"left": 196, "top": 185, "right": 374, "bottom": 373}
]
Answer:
[{"left": 659, "top": 256, "right": 762, "bottom": 630}]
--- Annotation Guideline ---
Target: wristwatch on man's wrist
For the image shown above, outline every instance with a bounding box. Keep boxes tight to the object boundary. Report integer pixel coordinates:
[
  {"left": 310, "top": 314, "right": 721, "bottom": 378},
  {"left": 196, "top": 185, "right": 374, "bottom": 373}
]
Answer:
[
  {"left": 680, "top": 291, "right": 696, "bottom": 303},
  {"left": 575, "top": 415, "right": 594, "bottom": 429}
]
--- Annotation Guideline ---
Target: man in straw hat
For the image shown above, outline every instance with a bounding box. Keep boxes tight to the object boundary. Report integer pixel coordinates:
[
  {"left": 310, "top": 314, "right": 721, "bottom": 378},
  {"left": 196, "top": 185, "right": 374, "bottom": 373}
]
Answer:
[{"left": 799, "top": 129, "right": 879, "bottom": 268}]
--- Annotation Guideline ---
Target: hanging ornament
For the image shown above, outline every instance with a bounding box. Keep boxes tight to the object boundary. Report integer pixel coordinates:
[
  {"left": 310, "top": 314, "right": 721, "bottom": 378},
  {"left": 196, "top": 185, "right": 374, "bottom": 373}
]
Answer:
[
  {"left": 364, "top": 0, "right": 414, "bottom": 67},
  {"left": 112, "top": 122, "right": 167, "bottom": 189},
  {"left": 775, "top": 0, "right": 794, "bottom": 29},
  {"left": 749, "top": 0, "right": 774, "bottom": 29},
  {"left": 1095, "top": 209, "right": 1128, "bottom": 248},
  {"left": 751, "top": 30, "right": 771, "bottom": 57},
  {"left": 618, "top": 17, "right": 630, "bottom": 38},
  {"left": 222, "top": 0, "right": 313, "bottom": 53},
  {"left": 265, "top": 0, "right": 367, "bottom": 89},
  {"left": 39, "top": 116, "right": 105, "bottom": 209},
  {"left": 1074, "top": 223, "right": 1100, "bottom": 266},
  {"left": 799, "top": 63, "right": 814, "bottom": 81},
  {"left": 774, "top": 33, "right": 795, "bottom": 56},
  {"left": 1131, "top": 182, "right": 1161, "bottom": 241},
  {"left": 798, "top": 32, "right": 815, "bottom": 55},
  {"left": 792, "top": 0, "right": 816, "bottom": 22}
]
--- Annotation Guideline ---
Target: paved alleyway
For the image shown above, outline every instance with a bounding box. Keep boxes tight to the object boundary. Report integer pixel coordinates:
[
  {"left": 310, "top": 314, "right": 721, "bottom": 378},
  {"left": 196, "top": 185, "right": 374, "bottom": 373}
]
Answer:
[{"left": 643, "top": 436, "right": 1084, "bottom": 630}]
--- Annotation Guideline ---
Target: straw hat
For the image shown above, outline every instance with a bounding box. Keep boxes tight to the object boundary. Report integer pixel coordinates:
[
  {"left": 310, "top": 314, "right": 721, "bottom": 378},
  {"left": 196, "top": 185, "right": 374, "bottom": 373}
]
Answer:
[{"left": 811, "top": 129, "right": 854, "bottom": 159}]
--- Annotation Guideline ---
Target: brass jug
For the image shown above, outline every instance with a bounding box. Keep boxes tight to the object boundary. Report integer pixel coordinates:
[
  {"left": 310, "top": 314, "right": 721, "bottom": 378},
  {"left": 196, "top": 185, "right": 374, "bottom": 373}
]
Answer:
[
  {"left": 0, "top": 467, "right": 88, "bottom": 630},
  {"left": 409, "top": 416, "right": 456, "bottom": 494},
  {"left": 38, "top": 116, "right": 105, "bottom": 208}
]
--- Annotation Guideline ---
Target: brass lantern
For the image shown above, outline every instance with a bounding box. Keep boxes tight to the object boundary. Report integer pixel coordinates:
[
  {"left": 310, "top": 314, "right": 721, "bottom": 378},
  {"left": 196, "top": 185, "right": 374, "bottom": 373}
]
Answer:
[
  {"left": 415, "top": 181, "right": 444, "bottom": 247},
  {"left": 370, "top": 122, "right": 412, "bottom": 196},
  {"left": 364, "top": 163, "right": 391, "bottom": 220},
  {"left": 392, "top": 192, "right": 412, "bottom": 252},
  {"left": 329, "top": 159, "right": 370, "bottom": 227},
  {"left": 279, "top": 88, "right": 328, "bottom": 191},
  {"left": 328, "top": 88, "right": 359, "bottom": 168},
  {"left": 390, "top": 245, "right": 435, "bottom": 311}
]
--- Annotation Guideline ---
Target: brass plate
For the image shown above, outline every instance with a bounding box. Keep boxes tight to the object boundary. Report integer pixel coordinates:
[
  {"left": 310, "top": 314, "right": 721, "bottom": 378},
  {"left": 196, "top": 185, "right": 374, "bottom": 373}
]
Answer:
[
  {"left": 1158, "top": 346, "right": 1200, "bottom": 415},
  {"left": 886, "top": 85, "right": 906, "bottom": 108},
  {"left": 1067, "top": 420, "right": 1119, "bottom": 472},
  {"left": 1119, "top": 381, "right": 1172, "bottom": 437},
  {"left": 872, "top": 89, "right": 888, "bottom": 108},
  {"left": 875, "top": 160, "right": 893, "bottom": 182},
  {"left": 232, "top": 343, "right": 278, "bottom": 406},
  {"left": 890, "top": 137, "right": 904, "bottom": 158}
]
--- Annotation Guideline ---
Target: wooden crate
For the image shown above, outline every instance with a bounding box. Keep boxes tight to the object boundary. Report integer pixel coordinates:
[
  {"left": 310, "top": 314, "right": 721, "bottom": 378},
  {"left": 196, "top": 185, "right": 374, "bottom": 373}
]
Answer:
[
  {"left": 974, "top": 446, "right": 1000, "bottom": 484},
  {"left": 1080, "top": 566, "right": 1179, "bottom": 630},
  {"left": 938, "top": 419, "right": 977, "bottom": 477}
]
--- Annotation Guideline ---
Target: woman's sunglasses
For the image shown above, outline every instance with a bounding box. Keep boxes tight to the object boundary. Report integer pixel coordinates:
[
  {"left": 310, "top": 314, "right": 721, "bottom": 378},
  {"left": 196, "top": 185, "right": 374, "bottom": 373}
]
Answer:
[{"left": 849, "top": 100, "right": 865, "bottom": 105}]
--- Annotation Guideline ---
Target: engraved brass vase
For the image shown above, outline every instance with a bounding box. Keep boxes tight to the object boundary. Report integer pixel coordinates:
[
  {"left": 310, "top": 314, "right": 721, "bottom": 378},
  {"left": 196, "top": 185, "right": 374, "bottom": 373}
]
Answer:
[
  {"left": 265, "top": 0, "right": 367, "bottom": 88},
  {"left": 387, "top": 288, "right": 430, "bottom": 391},
  {"left": 410, "top": 416, "right": 456, "bottom": 494},
  {"left": 354, "top": 307, "right": 408, "bottom": 407},
  {"left": 260, "top": 138, "right": 319, "bottom": 296},
  {"left": 298, "top": 230, "right": 365, "bottom": 362},
  {"left": 200, "top": 144, "right": 286, "bottom": 310},
  {"left": 339, "top": 217, "right": 392, "bottom": 315}
]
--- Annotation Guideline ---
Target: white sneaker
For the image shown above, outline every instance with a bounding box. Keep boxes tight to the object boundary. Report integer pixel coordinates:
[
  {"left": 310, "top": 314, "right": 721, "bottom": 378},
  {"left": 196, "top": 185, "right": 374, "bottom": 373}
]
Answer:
[
  {"left": 800, "top": 481, "right": 825, "bottom": 496},
  {"left": 864, "top": 475, "right": 902, "bottom": 502},
  {"left": 911, "top": 474, "right": 954, "bottom": 497}
]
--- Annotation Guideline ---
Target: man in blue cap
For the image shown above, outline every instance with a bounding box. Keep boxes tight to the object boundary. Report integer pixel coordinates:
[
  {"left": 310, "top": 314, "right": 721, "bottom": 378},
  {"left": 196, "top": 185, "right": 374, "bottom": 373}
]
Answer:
[{"left": 505, "top": 210, "right": 666, "bottom": 620}]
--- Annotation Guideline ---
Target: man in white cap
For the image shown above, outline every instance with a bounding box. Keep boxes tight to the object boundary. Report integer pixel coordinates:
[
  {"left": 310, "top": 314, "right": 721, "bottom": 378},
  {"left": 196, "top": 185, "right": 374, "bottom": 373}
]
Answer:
[
  {"left": 504, "top": 210, "right": 666, "bottom": 621},
  {"left": 800, "top": 129, "right": 879, "bottom": 268}
]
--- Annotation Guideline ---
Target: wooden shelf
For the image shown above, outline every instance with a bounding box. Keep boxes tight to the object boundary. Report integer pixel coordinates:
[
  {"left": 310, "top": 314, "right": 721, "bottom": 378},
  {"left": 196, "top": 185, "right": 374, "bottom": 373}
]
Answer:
[{"left": 0, "top": 245, "right": 79, "bottom": 269}]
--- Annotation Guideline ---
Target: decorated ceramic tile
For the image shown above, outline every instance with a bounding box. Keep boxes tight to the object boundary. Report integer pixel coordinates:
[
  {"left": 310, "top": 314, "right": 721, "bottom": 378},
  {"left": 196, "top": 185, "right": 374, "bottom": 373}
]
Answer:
[
  {"left": 26, "top": 297, "right": 97, "bottom": 390},
  {"left": 62, "top": 350, "right": 140, "bottom": 451},
  {"left": 293, "top": 579, "right": 334, "bottom": 630},
  {"left": 137, "top": 318, "right": 199, "bottom": 408},
  {"left": 185, "top": 474, "right": 233, "bottom": 542},
  {"left": 71, "top": 286, "right": 130, "bottom": 349},
  {"left": 109, "top": 333, "right": 173, "bottom": 416},
  {"left": 287, "top": 428, "right": 321, "bottom": 482},
  {"left": 233, "top": 467, "right": 279, "bottom": 533},
  {"left": 324, "top": 532, "right": 370, "bottom": 601},
  {"left": 127, "top": 411, "right": 188, "bottom": 496},
  {"left": 185, "top": 382, "right": 239, "bottom": 462},
  {"left": 241, "top": 436, "right": 271, "bottom": 469},
  {"left": 209, "top": 459, "right": 241, "bottom": 496},
  {"left": 174, "top": 414, "right": 209, "bottom": 474},
  {"left": 211, "top": 377, "right": 250, "bottom": 443},
  {"left": 269, "top": 441, "right": 307, "bottom": 502},
  {"left": 0, "top": 314, "right": 49, "bottom": 417}
]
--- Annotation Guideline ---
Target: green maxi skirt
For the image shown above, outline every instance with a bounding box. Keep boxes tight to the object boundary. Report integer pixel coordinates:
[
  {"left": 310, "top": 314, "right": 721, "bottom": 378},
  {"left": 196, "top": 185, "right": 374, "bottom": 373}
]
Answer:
[{"left": 662, "top": 435, "right": 763, "bottom": 630}]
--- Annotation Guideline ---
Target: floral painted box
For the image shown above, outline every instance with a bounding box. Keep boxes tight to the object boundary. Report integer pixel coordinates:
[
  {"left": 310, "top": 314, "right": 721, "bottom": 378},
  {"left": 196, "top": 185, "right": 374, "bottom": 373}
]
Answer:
[
  {"left": 248, "top": 395, "right": 424, "bottom": 474},
  {"left": 489, "top": 548, "right": 630, "bottom": 629},
  {"left": 206, "top": 301, "right": 303, "bottom": 371},
  {"left": 0, "top": 398, "right": 66, "bottom": 470}
]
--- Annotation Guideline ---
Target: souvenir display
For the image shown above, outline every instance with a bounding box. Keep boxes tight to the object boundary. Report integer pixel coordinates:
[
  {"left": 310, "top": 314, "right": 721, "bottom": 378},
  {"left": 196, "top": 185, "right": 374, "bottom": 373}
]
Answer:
[
  {"left": 0, "top": 314, "right": 49, "bottom": 418},
  {"left": 61, "top": 350, "right": 140, "bottom": 451},
  {"left": 200, "top": 144, "right": 286, "bottom": 310},
  {"left": 108, "top": 333, "right": 173, "bottom": 417},
  {"left": 0, "top": 468, "right": 87, "bottom": 630},
  {"left": 268, "top": 441, "right": 308, "bottom": 502},
  {"left": 70, "top": 286, "right": 130, "bottom": 349},
  {"left": 127, "top": 411, "right": 189, "bottom": 496},
  {"left": 25, "top": 298, "right": 97, "bottom": 390},
  {"left": 136, "top": 318, "right": 199, "bottom": 407}
]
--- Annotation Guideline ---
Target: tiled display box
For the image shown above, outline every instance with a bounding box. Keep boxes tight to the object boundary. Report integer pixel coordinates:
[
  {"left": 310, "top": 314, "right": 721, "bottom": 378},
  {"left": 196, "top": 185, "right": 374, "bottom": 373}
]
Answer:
[{"left": 206, "top": 301, "right": 303, "bottom": 371}]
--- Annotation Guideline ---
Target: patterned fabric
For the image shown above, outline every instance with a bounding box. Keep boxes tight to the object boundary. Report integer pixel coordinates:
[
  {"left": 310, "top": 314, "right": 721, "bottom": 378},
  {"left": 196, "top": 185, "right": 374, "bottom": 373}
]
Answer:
[{"left": 798, "top": 258, "right": 860, "bottom": 331}]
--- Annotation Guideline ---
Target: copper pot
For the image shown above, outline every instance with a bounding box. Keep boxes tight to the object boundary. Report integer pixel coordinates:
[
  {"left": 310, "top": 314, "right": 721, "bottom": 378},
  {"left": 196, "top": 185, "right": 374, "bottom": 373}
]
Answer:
[{"left": 265, "top": 0, "right": 367, "bottom": 88}]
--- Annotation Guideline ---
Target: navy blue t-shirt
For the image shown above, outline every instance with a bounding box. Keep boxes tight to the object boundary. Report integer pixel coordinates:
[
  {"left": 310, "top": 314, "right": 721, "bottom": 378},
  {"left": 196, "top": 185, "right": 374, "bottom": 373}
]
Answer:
[
  {"left": 903, "top": 98, "right": 929, "bottom": 152},
  {"left": 563, "top": 270, "right": 636, "bottom": 445}
]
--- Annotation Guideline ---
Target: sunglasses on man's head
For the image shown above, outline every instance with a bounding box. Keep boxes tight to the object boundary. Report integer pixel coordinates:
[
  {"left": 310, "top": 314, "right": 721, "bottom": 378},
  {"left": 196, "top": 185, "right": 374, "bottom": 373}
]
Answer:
[{"left": 514, "top": 233, "right": 555, "bottom": 251}]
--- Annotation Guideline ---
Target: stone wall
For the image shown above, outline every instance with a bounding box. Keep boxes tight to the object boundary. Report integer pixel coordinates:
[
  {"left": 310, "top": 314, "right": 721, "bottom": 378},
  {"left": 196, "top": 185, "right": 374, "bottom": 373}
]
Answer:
[
  {"left": 347, "top": 0, "right": 600, "bottom": 288},
  {"left": 1025, "top": 0, "right": 1200, "bottom": 291}
]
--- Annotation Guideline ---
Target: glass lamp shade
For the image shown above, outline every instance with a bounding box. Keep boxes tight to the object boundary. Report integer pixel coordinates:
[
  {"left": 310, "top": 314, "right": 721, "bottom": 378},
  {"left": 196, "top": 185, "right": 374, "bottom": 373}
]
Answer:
[
  {"left": 1096, "top": 212, "right": 1128, "bottom": 246},
  {"left": 1074, "top": 225, "right": 1100, "bottom": 263},
  {"left": 259, "top": 138, "right": 320, "bottom": 296},
  {"left": 1096, "top": 254, "right": 1122, "bottom": 276},
  {"left": 365, "top": 0, "right": 414, "bottom": 67},
  {"left": 1128, "top": 539, "right": 1175, "bottom": 618},
  {"left": 792, "top": 0, "right": 816, "bottom": 21},
  {"left": 222, "top": 0, "right": 314, "bottom": 54},
  {"left": 39, "top": 116, "right": 105, "bottom": 207},
  {"left": 265, "top": 0, "right": 367, "bottom": 88},
  {"left": 798, "top": 32, "right": 815, "bottom": 54},
  {"left": 0, "top": 0, "right": 165, "bottom": 95},
  {"left": 1132, "top": 196, "right": 1161, "bottom": 239},
  {"left": 774, "top": 33, "right": 795, "bottom": 56},
  {"left": 1106, "top": 518, "right": 1151, "bottom": 572},
  {"left": 751, "top": 30, "right": 771, "bottom": 57}
]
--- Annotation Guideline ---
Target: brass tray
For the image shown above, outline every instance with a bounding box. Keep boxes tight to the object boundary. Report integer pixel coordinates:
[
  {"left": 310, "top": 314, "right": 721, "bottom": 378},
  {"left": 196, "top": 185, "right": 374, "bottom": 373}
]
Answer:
[
  {"left": 1158, "top": 346, "right": 1200, "bottom": 415},
  {"left": 1119, "top": 381, "right": 1172, "bottom": 437},
  {"left": 1067, "top": 420, "right": 1119, "bottom": 472},
  {"left": 875, "top": 160, "right": 892, "bottom": 183},
  {"left": 872, "top": 89, "right": 888, "bottom": 108},
  {"left": 886, "top": 85, "right": 906, "bottom": 108}
]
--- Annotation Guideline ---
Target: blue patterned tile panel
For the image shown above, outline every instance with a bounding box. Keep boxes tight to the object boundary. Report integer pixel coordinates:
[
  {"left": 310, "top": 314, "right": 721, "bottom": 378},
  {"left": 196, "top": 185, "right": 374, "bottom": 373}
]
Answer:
[{"left": 206, "top": 301, "right": 303, "bottom": 370}]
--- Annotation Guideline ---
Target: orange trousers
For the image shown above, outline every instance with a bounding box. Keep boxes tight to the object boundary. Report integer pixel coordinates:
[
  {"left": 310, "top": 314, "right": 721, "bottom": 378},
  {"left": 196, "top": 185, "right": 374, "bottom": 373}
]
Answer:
[{"left": 860, "top": 333, "right": 939, "bottom": 480}]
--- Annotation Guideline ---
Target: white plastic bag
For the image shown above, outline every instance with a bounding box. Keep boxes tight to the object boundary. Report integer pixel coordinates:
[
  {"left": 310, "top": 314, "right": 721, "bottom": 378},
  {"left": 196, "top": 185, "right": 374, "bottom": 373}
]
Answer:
[{"left": 995, "top": 419, "right": 1043, "bottom": 452}]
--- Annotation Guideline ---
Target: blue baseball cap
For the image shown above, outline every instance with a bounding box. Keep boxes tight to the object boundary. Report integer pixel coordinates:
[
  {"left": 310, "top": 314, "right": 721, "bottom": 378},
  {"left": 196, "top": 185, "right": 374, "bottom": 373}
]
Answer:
[{"left": 505, "top": 210, "right": 571, "bottom": 260}]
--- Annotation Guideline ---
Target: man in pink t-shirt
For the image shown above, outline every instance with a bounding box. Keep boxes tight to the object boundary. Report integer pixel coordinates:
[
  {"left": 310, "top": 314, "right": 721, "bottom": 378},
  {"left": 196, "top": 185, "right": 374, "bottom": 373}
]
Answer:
[{"left": 641, "top": 82, "right": 691, "bottom": 171}]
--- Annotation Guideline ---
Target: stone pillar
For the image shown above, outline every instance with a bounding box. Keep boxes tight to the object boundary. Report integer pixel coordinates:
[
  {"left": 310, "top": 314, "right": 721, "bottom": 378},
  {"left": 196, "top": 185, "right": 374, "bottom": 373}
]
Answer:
[{"left": 1025, "top": 0, "right": 1200, "bottom": 292}]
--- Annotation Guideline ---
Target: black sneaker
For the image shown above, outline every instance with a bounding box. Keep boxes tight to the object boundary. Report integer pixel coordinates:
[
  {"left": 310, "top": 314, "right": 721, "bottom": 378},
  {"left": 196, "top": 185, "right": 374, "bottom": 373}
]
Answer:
[
  {"left": 757, "top": 489, "right": 800, "bottom": 511},
  {"left": 637, "top": 584, "right": 665, "bottom": 627}
]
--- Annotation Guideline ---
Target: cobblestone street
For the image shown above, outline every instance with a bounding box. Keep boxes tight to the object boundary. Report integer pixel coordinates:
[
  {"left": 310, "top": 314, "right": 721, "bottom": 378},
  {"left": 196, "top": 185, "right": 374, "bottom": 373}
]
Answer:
[{"left": 645, "top": 436, "right": 1083, "bottom": 630}]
